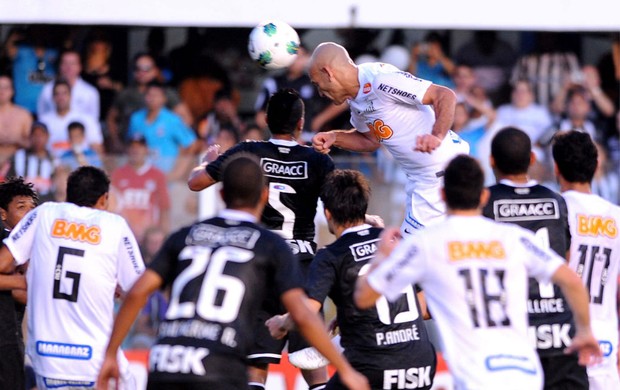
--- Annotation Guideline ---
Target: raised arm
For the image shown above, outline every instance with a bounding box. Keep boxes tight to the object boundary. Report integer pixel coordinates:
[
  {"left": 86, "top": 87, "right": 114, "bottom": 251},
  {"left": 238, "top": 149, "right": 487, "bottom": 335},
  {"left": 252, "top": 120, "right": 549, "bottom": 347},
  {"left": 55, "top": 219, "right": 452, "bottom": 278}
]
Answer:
[
  {"left": 416, "top": 84, "right": 457, "bottom": 153},
  {"left": 312, "top": 128, "right": 380, "bottom": 155}
]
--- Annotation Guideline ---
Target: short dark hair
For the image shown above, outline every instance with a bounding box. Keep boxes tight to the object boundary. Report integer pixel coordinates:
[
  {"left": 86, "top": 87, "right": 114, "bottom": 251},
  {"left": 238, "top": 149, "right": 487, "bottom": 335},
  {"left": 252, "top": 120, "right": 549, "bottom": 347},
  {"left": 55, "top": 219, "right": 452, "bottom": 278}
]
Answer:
[
  {"left": 53, "top": 79, "right": 71, "bottom": 94},
  {"left": 552, "top": 130, "right": 598, "bottom": 184},
  {"left": 221, "top": 153, "right": 266, "bottom": 209},
  {"left": 68, "top": 121, "right": 85, "bottom": 133},
  {"left": 320, "top": 169, "right": 370, "bottom": 225},
  {"left": 0, "top": 177, "right": 39, "bottom": 211},
  {"left": 491, "top": 127, "right": 531, "bottom": 175},
  {"left": 266, "top": 88, "right": 304, "bottom": 135},
  {"left": 444, "top": 154, "right": 485, "bottom": 210},
  {"left": 66, "top": 166, "right": 110, "bottom": 207},
  {"left": 31, "top": 121, "right": 49, "bottom": 135}
]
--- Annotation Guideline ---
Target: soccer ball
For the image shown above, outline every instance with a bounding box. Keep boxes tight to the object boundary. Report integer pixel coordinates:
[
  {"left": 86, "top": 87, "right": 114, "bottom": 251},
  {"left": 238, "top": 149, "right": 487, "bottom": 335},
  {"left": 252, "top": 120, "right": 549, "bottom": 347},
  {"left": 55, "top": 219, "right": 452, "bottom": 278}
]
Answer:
[{"left": 248, "top": 20, "right": 300, "bottom": 70}]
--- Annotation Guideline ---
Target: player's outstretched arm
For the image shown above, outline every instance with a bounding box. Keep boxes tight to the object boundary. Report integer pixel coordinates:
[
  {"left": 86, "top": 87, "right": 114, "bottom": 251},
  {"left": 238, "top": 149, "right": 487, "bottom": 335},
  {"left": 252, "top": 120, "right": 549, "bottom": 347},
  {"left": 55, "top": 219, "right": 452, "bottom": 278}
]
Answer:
[
  {"left": 312, "top": 129, "right": 380, "bottom": 154},
  {"left": 187, "top": 145, "right": 221, "bottom": 191},
  {"left": 552, "top": 264, "right": 602, "bottom": 366},
  {"left": 282, "top": 288, "right": 370, "bottom": 390},
  {"left": 415, "top": 84, "right": 456, "bottom": 153},
  {"left": 96, "top": 270, "right": 163, "bottom": 390}
]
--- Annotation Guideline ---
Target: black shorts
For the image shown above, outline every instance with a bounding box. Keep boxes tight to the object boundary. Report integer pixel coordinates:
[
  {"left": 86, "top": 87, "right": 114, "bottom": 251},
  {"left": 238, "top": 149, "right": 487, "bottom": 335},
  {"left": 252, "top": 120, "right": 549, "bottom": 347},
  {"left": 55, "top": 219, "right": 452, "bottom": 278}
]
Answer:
[
  {"left": 0, "top": 343, "right": 25, "bottom": 390},
  {"left": 539, "top": 353, "right": 588, "bottom": 390},
  {"left": 326, "top": 366, "right": 436, "bottom": 390},
  {"left": 148, "top": 353, "right": 247, "bottom": 389},
  {"left": 247, "top": 257, "right": 315, "bottom": 365},
  {"left": 246, "top": 308, "right": 312, "bottom": 365}
]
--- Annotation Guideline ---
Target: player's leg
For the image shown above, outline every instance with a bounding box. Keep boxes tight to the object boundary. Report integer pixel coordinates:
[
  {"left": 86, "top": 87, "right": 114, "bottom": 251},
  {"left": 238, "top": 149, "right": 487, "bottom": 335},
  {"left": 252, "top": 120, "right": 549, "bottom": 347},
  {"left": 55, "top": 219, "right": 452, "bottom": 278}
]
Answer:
[{"left": 288, "top": 331, "right": 328, "bottom": 387}]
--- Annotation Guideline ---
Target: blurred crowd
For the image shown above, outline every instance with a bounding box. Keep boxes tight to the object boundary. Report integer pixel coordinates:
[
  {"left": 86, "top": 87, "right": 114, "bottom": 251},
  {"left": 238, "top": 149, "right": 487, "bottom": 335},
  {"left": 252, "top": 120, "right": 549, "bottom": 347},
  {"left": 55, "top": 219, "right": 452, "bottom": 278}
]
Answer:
[{"left": 0, "top": 25, "right": 619, "bottom": 348}]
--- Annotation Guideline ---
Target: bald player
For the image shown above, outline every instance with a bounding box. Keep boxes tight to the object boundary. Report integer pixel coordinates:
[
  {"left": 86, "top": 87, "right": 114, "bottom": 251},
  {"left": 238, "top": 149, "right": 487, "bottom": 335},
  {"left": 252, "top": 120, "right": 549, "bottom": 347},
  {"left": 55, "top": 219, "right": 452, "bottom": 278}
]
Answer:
[{"left": 309, "top": 42, "right": 469, "bottom": 235}]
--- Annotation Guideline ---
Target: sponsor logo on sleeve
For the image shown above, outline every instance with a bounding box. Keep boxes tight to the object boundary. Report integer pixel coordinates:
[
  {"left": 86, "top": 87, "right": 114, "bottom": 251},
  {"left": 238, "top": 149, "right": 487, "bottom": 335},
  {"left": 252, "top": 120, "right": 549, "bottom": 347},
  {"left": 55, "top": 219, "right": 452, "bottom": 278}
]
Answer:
[
  {"left": 363, "top": 82, "right": 371, "bottom": 94},
  {"left": 122, "top": 236, "right": 143, "bottom": 274},
  {"left": 36, "top": 341, "right": 92, "bottom": 360},
  {"left": 260, "top": 158, "right": 307, "bottom": 179},
  {"left": 493, "top": 199, "right": 559, "bottom": 222},
  {"left": 11, "top": 210, "right": 37, "bottom": 242}
]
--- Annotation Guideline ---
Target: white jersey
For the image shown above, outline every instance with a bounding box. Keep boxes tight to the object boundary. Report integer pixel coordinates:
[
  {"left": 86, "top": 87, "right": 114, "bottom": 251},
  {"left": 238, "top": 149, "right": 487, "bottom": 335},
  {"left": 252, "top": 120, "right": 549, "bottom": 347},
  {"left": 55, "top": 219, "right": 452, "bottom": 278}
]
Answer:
[
  {"left": 368, "top": 216, "right": 565, "bottom": 389},
  {"left": 349, "top": 63, "right": 469, "bottom": 231},
  {"left": 3, "top": 202, "right": 144, "bottom": 382},
  {"left": 563, "top": 190, "right": 620, "bottom": 386}
]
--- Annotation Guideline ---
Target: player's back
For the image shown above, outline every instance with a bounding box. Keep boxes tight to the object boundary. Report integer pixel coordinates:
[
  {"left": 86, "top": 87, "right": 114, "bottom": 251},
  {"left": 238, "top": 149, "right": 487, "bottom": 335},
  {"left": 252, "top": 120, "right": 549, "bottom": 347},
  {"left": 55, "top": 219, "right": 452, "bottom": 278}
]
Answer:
[
  {"left": 563, "top": 190, "right": 620, "bottom": 340},
  {"left": 483, "top": 182, "right": 575, "bottom": 357},
  {"left": 6, "top": 202, "right": 144, "bottom": 380},
  {"left": 415, "top": 215, "right": 554, "bottom": 389},
  {"left": 147, "top": 211, "right": 303, "bottom": 382},
  {"left": 207, "top": 139, "right": 334, "bottom": 248}
]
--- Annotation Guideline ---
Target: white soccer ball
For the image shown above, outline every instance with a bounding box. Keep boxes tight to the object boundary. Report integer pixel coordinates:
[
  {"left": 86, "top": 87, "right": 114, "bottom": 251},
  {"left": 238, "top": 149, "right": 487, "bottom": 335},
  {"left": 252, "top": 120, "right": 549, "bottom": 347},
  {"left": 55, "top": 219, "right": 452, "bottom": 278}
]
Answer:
[{"left": 248, "top": 20, "right": 300, "bottom": 70}]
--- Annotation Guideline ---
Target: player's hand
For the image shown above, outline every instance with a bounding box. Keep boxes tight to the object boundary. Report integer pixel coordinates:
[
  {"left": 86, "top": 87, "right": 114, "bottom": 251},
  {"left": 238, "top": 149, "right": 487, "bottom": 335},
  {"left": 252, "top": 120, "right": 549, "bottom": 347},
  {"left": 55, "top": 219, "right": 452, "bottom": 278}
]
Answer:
[
  {"left": 414, "top": 134, "right": 442, "bottom": 153},
  {"left": 339, "top": 367, "right": 370, "bottom": 390},
  {"left": 364, "top": 214, "right": 385, "bottom": 228},
  {"left": 564, "top": 328, "right": 603, "bottom": 366},
  {"left": 96, "top": 354, "right": 120, "bottom": 390},
  {"left": 377, "top": 227, "right": 402, "bottom": 258},
  {"left": 265, "top": 314, "right": 290, "bottom": 339},
  {"left": 312, "top": 132, "right": 336, "bottom": 154},
  {"left": 202, "top": 144, "right": 221, "bottom": 164}
]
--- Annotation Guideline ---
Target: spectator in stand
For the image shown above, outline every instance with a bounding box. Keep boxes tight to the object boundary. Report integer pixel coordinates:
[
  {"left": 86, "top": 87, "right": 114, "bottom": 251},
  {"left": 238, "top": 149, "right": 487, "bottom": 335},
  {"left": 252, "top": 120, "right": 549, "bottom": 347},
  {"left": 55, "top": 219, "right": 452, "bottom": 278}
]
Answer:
[
  {"left": 211, "top": 125, "right": 241, "bottom": 154},
  {"left": 243, "top": 122, "right": 268, "bottom": 141},
  {"left": 38, "top": 79, "right": 103, "bottom": 158},
  {"left": 495, "top": 79, "right": 554, "bottom": 145},
  {"left": 197, "top": 89, "right": 245, "bottom": 146},
  {"left": 106, "top": 53, "right": 191, "bottom": 153},
  {"left": 0, "top": 75, "right": 32, "bottom": 164},
  {"left": 127, "top": 81, "right": 198, "bottom": 180},
  {"left": 58, "top": 121, "right": 103, "bottom": 171},
  {"left": 511, "top": 32, "right": 582, "bottom": 108},
  {"left": 451, "top": 102, "right": 494, "bottom": 159},
  {"left": 110, "top": 134, "right": 171, "bottom": 242},
  {"left": 3, "top": 26, "right": 58, "bottom": 114},
  {"left": 550, "top": 65, "right": 616, "bottom": 152},
  {"left": 591, "top": 141, "right": 620, "bottom": 205},
  {"left": 409, "top": 32, "right": 456, "bottom": 88},
  {"left": 81, "top": 30, "right": 124, "bottom": 122},
  {"left": 7, "top": 122, "right": 56, "bottom": 203},
  {"left": 126, "top": 226, "right": 168, "bottom": 349},
  {"left": 452, "top": 64, "right": 494, "bottom": 124},
  {"left": 37, "top": 49, "right": 100, "bottom": 121},
  {"left": 455, "top": 30, "right": 518, "bottom": 105}
]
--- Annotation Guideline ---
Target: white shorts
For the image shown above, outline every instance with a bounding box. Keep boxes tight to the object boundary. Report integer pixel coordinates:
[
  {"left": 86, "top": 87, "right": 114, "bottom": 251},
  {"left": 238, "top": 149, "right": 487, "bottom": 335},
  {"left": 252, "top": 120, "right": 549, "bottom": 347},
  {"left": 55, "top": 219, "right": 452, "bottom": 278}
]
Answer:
[{"left": 586, "top": 358, "right": 620, "bottom": 390}]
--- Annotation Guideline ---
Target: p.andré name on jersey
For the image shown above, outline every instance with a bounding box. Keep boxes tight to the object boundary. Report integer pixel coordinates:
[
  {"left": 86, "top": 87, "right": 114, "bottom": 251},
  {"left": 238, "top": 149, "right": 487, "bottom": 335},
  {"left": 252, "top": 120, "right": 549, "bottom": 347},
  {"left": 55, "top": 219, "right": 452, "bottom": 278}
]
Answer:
[
  {"left": 260, "top": 158, "right": 307, "bottom": 180},
  {"left": 494, "top": 199, "right": 559, "bottom": 222}
]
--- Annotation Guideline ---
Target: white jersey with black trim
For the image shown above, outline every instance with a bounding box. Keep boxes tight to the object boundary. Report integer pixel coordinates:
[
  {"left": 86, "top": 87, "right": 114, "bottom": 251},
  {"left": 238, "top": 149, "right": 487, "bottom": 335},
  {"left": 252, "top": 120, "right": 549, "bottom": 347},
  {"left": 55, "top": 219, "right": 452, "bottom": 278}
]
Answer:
[
  {"left": 367, "top": 215, "right": 565, "bottom": 389},
  {"left": 349, "top": 63, "right": 469, "bottom": 231},
  {"left": 4, "top": 202, "right": 145, "bottom": 381},
  {"left": 563, "top": 190, "right": 620, "bottom": 383}
]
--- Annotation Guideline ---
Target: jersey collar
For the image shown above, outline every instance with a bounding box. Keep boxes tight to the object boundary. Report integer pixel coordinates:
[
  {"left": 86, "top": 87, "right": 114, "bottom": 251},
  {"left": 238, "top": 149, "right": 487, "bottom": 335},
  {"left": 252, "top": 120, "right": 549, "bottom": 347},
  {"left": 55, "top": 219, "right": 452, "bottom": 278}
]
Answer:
[
  {"left": 499, "top": 178, "right": 538, "bottom": 188},
  {"left": 269, "top": 138, "right": 299, "bottom": 147},
  {"left": 218, "top": 209, "right": 258, "bottom": 223},
  {"left": 342, "top": 223, "right": 373, "bottom": 236}
]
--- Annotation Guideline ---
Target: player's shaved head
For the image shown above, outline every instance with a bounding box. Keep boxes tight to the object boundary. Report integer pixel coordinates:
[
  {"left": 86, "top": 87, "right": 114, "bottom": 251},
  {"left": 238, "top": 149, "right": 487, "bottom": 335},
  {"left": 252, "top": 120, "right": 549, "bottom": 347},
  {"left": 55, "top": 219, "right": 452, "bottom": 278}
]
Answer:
[
  {"left": 221, "top": 153, "right": 267, "bottom": 209},
  {"left": 310, "top": 42, "right": 353, "bottom": 70}
]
